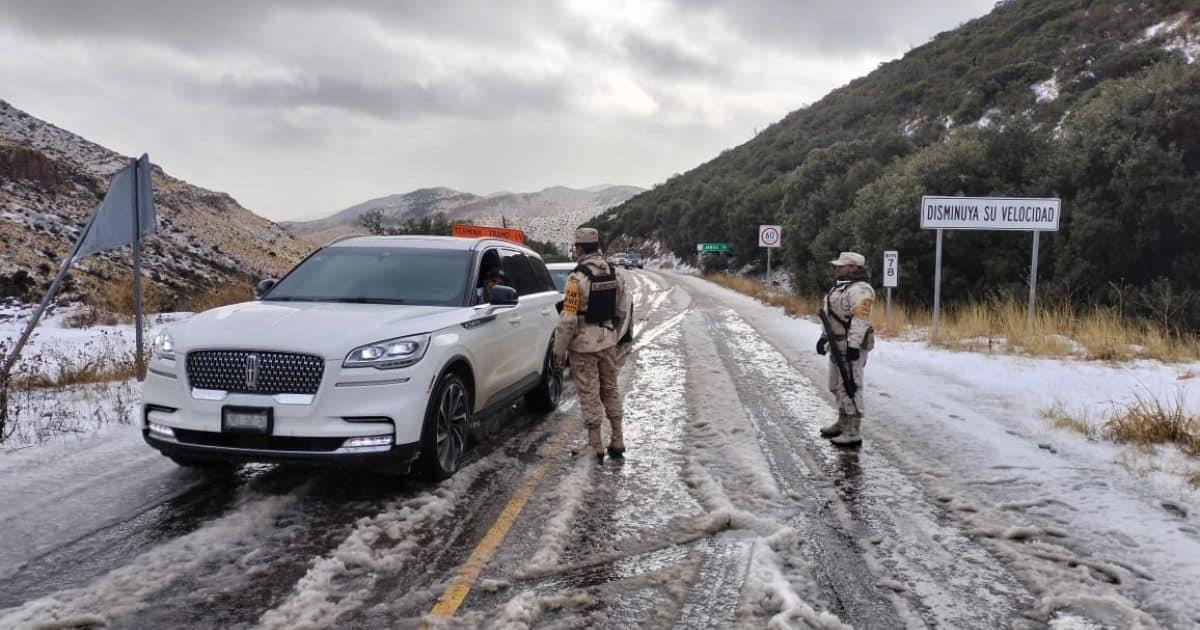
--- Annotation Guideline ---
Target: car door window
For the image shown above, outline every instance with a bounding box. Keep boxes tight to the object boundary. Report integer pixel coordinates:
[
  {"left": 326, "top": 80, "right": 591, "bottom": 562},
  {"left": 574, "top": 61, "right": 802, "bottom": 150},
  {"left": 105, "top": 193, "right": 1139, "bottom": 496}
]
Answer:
[
  {"left": 500, "top": 249, "right": 538, "bottom": 296},
  {"left": 525, "top": 256, "right": 557, "bottom": 293}
]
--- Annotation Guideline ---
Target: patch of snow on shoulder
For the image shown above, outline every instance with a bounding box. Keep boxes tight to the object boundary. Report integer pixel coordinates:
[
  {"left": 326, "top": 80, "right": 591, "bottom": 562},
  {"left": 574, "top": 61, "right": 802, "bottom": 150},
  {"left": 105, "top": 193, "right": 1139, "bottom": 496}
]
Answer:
[{"left": 1032, "top": 74, "right": 1060, "bottom": 103}]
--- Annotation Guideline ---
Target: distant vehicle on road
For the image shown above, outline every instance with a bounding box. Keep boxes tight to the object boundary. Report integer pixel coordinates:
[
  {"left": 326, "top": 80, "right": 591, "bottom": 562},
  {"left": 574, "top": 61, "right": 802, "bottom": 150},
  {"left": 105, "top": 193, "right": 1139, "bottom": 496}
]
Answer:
[
  {"left": 141, "top": 235, "right": 564, "bottom": 480},
  {"left": 608, "top": 252, "right": 643, "bottom": 269},
  {"left": 547, "top": 261, "right": 635, "bottom": 344}
]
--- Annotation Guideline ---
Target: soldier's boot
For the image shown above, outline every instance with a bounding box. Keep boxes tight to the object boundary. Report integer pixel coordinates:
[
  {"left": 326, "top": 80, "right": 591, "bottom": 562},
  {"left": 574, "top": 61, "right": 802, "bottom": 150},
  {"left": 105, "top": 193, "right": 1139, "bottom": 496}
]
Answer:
[
  {"left": 607, "top": 417, "right": 625, "bottom": 459},
  {"left": 819, "top": 413, "right": 846, "bottom": 438},
  {"left": 830, "top": 414, "right": 863, "bottom": 447},
  {"left": 572, "top": 426, "right": 605, "bottom": 462}
]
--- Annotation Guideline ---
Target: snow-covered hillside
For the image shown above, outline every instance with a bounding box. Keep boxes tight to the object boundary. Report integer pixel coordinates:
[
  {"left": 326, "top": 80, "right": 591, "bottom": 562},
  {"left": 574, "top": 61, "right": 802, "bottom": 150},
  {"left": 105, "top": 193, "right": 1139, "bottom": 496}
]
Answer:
[
  {"left": 0, "top": 100, "right": 310, "bottom": 306},
  {"left": 285, "top": 184, "right": 644, "bottom": 245}
]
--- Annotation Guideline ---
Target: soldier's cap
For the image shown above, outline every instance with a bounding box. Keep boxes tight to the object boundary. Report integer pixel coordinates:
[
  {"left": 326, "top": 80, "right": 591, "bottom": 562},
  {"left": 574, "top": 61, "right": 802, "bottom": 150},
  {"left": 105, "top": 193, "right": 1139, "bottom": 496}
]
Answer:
[
  {"left": 574, "top": 227, "right": 600, "bottom": 244},
  {"left": 829, "top": 252, "right": 866, "bottom": 267}
]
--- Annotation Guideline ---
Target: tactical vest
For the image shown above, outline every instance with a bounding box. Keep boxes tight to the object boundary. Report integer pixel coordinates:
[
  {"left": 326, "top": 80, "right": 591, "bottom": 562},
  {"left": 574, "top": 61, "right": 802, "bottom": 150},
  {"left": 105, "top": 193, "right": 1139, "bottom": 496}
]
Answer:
[
  {"left": 576, "top": 264, "right": 618, "bottom": 325},
  {"left": 825, "top": 280, "right": 875, "bottom": 350}
]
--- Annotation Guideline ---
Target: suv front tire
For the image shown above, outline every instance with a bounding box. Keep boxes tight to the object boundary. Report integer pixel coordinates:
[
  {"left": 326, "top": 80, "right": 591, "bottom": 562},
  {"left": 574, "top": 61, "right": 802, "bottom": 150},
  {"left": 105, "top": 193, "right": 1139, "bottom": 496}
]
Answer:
[
  {"left": 525, "top": 345, "right": 563, "bottom": 412},
  {"left": 418, "top": 372, "right": 472, "bottom": 480}
]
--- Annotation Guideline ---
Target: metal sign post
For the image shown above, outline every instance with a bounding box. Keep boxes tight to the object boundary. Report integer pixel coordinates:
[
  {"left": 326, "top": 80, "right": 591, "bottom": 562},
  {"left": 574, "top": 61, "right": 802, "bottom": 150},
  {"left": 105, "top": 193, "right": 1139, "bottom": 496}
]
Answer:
[
  {"left": 920, "top": 196, "right": 1061, "bottom": 336},
  {"left": 131, "top": 158, "right": 146, "bottom": 381},
  {"left": 883, "top": 250, "right": 898, "bottom": 330},
  {"left": 932, "top": 231, "right": 943, "bottom": 332},
  {"left": 758, "top": 225, "right": 781, "bottom": 289},
  {"left": 1028, "top": 231, "right": 1040, "bottom": 330}
]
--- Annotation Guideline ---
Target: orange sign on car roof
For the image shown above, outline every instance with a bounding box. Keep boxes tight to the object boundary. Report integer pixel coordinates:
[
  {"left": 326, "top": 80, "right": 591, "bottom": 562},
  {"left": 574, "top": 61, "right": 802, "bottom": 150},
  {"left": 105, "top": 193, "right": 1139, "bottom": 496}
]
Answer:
[{"left": 452, "top": 223, "right": 526, "bottom": 245}]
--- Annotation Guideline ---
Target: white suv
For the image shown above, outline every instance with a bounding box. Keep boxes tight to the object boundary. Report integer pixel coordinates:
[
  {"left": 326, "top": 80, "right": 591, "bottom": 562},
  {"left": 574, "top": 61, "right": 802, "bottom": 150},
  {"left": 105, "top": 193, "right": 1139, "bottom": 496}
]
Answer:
[{"left": 141, "top": 235, "right": 564, "bottom": 479}]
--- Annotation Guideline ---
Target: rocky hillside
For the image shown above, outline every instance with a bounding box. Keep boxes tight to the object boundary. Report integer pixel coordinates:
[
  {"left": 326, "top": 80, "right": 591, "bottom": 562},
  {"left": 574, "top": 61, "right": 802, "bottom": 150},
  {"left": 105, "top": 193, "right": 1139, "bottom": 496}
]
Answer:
[
  {"left": 285, "top": 184, "right": 644, "bottom": 245},
  {"left": 0, "top": 100, "right": 310, "bottom": 307},
  {"left": 595, "top": 0, "right": 1200, "bottom": 325},
  {"left": 281, "top": 187, "right": 482, "bottom": 245}
]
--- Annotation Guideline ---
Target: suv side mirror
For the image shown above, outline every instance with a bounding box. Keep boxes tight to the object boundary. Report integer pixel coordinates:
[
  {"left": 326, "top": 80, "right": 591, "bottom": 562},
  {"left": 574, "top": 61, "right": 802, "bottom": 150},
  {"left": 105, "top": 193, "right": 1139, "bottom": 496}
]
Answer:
[
  {"left": 489, "top": 285, "right": 519, "bottom": 307},
  {"left": 256, "top": 278, "right": 277, "bottom": 299}
]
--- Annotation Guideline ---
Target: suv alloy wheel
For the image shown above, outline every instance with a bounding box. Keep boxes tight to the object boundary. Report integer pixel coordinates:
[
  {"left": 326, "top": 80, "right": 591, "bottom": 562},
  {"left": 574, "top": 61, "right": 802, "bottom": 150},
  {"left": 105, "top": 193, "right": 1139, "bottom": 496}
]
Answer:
[{"left": 419, "top": 372, "right": 471, "bottom": 480}]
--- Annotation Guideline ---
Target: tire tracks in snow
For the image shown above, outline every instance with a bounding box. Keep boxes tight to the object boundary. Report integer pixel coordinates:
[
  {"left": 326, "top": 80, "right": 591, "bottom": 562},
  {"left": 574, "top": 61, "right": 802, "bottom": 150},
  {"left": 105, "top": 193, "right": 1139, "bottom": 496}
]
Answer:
[{"left": 693, "top": 295, "right": 1034, "bottom": 628}]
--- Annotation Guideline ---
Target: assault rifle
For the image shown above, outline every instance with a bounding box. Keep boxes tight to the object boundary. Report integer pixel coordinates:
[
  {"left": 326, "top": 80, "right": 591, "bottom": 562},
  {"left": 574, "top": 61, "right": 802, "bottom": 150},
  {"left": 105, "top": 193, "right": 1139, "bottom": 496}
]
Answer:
[{"left": 818, "top": 309, "right": 859, "bottom": 413}]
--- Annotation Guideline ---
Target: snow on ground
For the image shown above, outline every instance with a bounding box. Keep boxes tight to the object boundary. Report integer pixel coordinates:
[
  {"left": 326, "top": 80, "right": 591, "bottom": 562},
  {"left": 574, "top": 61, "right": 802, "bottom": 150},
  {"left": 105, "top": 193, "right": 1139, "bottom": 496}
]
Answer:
[
  {"left": 0, "top": 489, "right": 296, "bottom": 627},
  {"left": 1033, "top": 74, "right": 1061, "bottom": 103},
  {"left": 0, "top": 303, "right": 186, "bottom": 378},
  {"left": 260, "top": 451, "right": 519, "bottom": 629},
  {"left": 976, "top": 107, "right": 1003, "bottom": 128},
  {"left": 1139, "top": 14, "right": 1199, "bottom": 64},
  {"left": 1, "top": 303, "right": 186, "bottom": 447},
  {"left": 675, "top": 274, "right": 1200, "bottom": 627}
]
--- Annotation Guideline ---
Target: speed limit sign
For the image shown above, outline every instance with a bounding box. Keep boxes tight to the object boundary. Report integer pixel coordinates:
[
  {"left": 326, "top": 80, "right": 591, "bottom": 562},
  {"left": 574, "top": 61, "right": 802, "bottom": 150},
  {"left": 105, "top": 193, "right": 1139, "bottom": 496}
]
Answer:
[
  {"left": 883, "top": 251, "right": 898, "bottom": 287},
  {"left": 758, "top": 225, "right": 781, "bottom": 248}
]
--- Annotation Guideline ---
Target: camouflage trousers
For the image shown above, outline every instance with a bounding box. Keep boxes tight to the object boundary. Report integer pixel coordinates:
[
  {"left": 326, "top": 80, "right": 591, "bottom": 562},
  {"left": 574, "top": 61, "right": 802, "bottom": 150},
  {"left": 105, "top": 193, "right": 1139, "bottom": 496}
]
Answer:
[
  {"left": 828, "top": 346, "right": 868, "bottom": 416},
  {"left": 570, "top": 346, "right": 623, "bottom": 431}
]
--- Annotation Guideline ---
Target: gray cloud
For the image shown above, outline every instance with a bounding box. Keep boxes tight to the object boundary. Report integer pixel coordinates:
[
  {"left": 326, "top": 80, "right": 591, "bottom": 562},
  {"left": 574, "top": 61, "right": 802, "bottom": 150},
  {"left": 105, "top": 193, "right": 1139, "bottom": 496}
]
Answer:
[
  {"left": 204, "top": 72, "right": 570, "bottom": 121},
  {"left": 0, "top": 1, "right": 996, "bottom": 220}
]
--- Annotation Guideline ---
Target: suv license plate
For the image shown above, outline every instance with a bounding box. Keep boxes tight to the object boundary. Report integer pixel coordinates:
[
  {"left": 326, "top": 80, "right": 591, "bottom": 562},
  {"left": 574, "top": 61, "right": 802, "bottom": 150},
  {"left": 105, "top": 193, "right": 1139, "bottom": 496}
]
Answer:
[{"left": 222, "top": 407, "right": 272, "bottom": 434}]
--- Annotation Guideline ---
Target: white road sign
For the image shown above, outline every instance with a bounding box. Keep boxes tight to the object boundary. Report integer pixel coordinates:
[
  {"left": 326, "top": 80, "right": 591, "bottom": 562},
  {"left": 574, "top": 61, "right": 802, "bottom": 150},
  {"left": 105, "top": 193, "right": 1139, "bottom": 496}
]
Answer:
[
  {"left": 758, "top": 225, "right": 782, "bottom": 248},
  {"left": 920, "top": 196, "right": 1060, "bottom": 231},
  {"left": 883, "top": 251, "right": 898, "bottom": 288}
]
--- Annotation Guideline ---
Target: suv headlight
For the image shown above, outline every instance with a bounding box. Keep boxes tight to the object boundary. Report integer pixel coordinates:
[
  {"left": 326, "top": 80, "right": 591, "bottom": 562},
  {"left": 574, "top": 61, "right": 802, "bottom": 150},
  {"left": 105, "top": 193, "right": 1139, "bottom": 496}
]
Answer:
[
  {"left": 152, "top": 331, "right": 176, "bottom": 361},
  {"left": 344, "top": 334, "right": 431, "bottom": 369}
]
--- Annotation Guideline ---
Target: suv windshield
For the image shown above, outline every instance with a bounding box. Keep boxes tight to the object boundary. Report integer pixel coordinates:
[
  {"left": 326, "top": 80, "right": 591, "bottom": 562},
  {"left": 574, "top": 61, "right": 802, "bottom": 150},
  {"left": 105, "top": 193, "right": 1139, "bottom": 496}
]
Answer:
[
  {"left": 265, "top": 246, "right": 471, "bottom": 306},
  {"left": 549, "top": 268, "right": 572, "bottom": 291}
]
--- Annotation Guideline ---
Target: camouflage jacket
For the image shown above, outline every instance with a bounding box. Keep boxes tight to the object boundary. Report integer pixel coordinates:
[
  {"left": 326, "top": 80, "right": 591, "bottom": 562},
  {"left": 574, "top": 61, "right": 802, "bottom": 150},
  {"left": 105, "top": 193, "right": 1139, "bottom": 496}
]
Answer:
[{"left": 822, "top": 280, "right": 876, "bottom": 350}]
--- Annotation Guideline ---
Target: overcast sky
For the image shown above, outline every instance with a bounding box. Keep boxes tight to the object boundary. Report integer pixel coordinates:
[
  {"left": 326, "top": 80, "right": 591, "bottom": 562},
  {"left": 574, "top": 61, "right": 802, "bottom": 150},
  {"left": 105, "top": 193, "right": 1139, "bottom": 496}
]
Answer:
[{"left": 0, "top": 1, "right": 996, "bottom": 221}]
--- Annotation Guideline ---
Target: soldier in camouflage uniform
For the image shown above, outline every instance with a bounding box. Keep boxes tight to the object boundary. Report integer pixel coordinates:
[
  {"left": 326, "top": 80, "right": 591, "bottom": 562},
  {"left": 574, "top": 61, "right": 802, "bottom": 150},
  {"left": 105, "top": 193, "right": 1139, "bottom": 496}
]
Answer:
[
  {"left": 554, "top": 228, "right": 630, "bottom": 461},
  {"left": 816, "top": 252, "right": 876, "bottom": 446}
]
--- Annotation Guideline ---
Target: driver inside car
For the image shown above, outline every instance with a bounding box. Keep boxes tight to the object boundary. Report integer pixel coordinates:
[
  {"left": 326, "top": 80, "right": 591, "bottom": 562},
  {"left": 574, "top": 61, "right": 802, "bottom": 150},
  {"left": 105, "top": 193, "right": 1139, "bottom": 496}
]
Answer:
[{"left": 474, "top": 266, "right": 507, "bottom": 304}]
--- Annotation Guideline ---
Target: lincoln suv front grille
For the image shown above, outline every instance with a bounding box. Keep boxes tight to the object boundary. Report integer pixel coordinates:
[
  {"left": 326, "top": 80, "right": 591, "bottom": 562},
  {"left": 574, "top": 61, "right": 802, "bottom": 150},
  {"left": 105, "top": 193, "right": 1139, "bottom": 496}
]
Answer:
[{"left": 186, "top": 350, "right": 325, "bottom": 395}]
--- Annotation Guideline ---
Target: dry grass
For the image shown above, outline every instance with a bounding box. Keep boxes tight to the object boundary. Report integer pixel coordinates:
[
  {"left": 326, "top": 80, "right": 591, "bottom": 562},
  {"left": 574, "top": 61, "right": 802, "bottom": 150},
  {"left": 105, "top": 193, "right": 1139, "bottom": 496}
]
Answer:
[
  {"left": 1101, "top": 393, "right": 1200, "bottom": 456},
  {"left": 86, "top": 275, "right": 171, "bottom": 318},
  {"left": 706, "top": 274, "right": 819, "bottom": 319},
  {"left": 1041, "top": 392, "right": 1200, "bottom": 457},
  {"left": 1188, "top": 471, "right": 1200, "bottom": 488},
  {"left": 1, "top": 343, "right": 138, "bottom": 445},
  {"left": 705, "top": 274, "right": 1200, "bottom": 363},
  {"left": 63, "top": 277, "right": 255, "bottom": 330},
  {"left": 924, "top": 298, "right": 1200, "bottom": 362},
  {"left": 9, "top": 346, "right": 137, "bottom": 390},
  {"left": 177, "top": 281, "right": 255, "bottom": 313},
  {"left": 1040, "top": 402, "right": 1097, "bottom": 439},
  {"left": 63, "top": 305, "right": 124, "bottom": 328}
]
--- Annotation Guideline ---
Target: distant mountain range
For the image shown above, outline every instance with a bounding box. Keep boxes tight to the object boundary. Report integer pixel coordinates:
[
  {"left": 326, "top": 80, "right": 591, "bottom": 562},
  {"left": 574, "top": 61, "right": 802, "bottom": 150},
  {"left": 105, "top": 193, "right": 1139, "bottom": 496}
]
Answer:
[
  {"left": 283, "top": 184, "right": 645, "bottom": 244},
  {"left": 0, "top": 99, "right": 309, "bottom": 305}
]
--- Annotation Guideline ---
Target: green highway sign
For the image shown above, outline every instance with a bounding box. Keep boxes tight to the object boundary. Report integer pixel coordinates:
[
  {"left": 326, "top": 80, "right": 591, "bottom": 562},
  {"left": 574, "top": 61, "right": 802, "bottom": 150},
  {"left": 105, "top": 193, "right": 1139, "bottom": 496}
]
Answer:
[{"left": 697, "top": 242, "right": 730, "bottom": 253}]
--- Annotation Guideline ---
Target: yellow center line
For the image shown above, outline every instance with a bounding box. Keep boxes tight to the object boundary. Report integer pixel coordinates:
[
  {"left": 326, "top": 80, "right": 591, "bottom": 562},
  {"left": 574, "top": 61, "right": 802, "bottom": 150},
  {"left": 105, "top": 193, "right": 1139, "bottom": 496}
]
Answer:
[
  {"left": 427, "top": 277, "right": 666, "bottom": 622},
  {"left": 426, "top": 422, "right": 575, "bottom": 620}
]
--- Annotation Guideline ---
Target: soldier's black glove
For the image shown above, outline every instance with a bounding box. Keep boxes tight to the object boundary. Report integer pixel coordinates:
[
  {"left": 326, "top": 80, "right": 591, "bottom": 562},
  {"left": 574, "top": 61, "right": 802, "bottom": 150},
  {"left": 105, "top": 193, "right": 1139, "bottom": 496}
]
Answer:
[
  {"left": 816, "top": 337, "right": 828, "bottom": 356},
  {"left": 846, "top": 347, "right": 861, "bottom": 361}
]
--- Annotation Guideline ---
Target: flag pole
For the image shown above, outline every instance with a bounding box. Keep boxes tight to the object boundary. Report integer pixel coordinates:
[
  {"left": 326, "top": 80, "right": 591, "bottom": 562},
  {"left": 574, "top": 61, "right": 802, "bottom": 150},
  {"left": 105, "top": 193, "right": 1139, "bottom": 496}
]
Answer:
[{"left": 132, "top": 157, "right": 146, "bottom": 381}]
